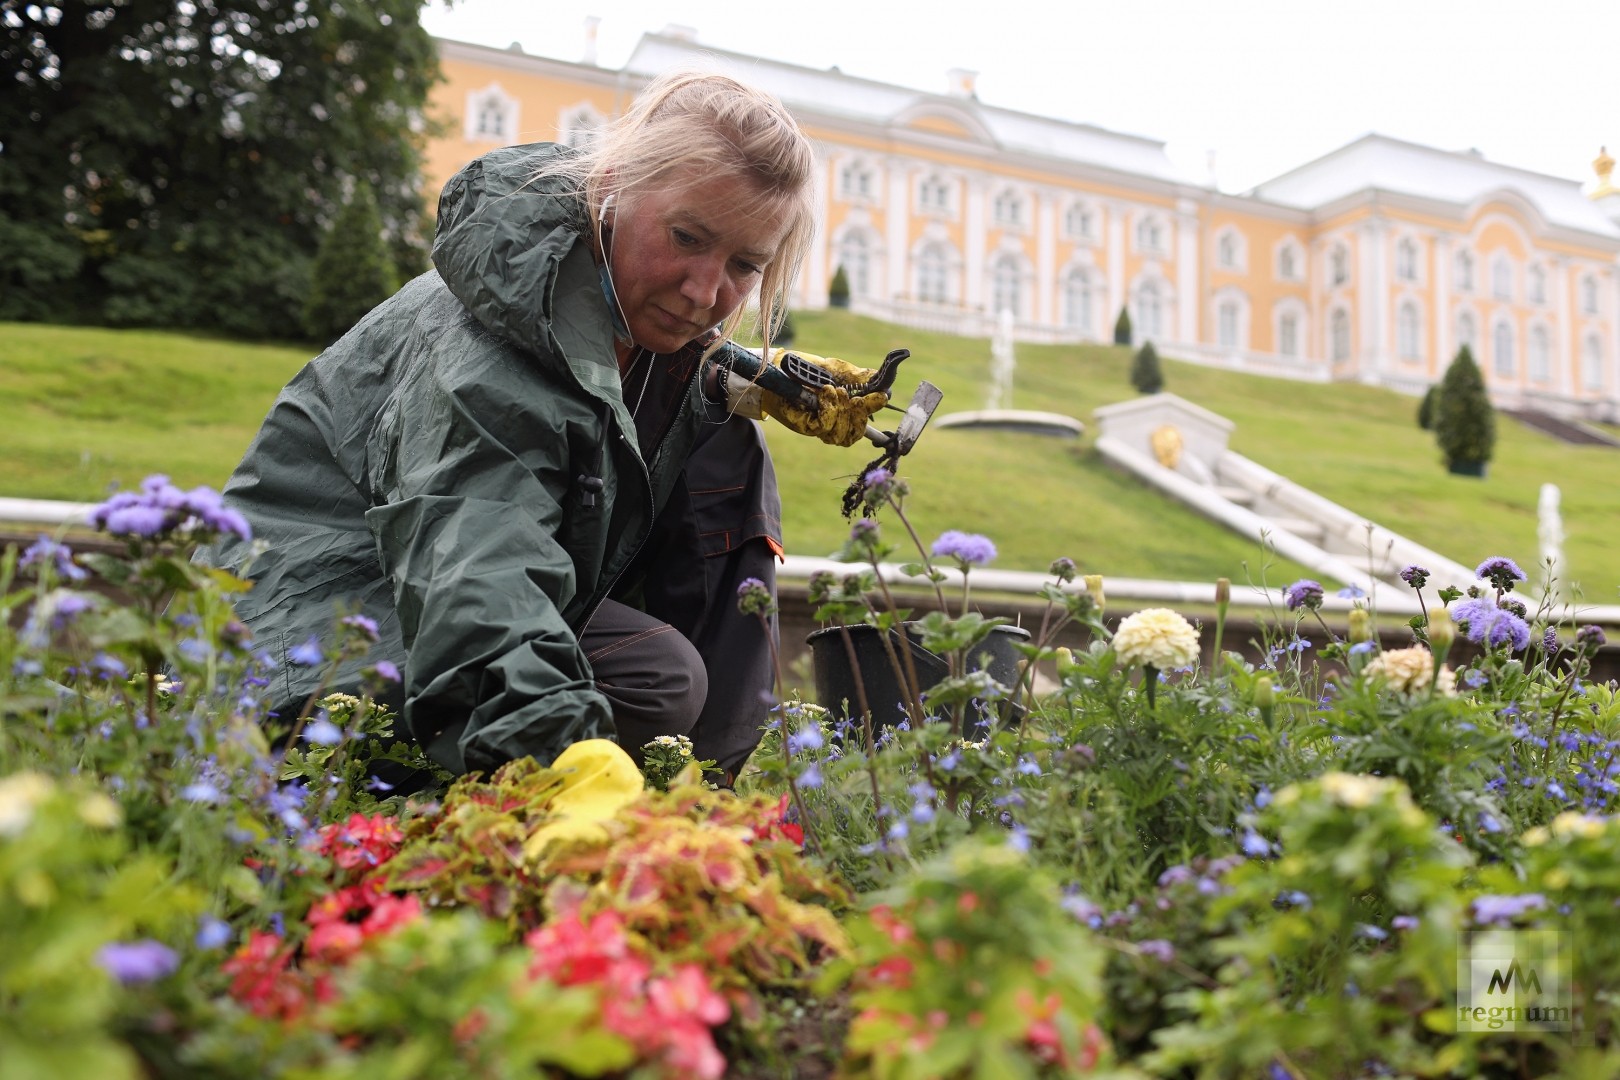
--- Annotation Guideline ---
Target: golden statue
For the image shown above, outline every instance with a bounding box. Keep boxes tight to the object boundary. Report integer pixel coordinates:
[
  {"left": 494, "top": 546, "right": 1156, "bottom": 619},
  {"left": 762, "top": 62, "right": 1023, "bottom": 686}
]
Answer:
[
  {"left": 1151, "top": 424, "right": 1183, "bottom": 469},
  {"left": 1591, "top": 146, "right": 1618, "bottom": 199}
]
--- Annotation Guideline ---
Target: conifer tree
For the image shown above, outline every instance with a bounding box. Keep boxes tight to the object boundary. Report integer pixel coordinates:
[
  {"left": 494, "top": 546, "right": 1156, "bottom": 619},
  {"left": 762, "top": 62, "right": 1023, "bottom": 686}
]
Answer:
[
  {"left": 1114, "top": 306, "right": 1133, "bottom": 346},
  {"left": 303, "top": 184, "right": 398, "bottom": 344},
  {"left": 1130, "top": 341, "right": 1164, "bottom": 394},
  {"left": 1434, "top": 345, "right": 1495, "bottom": 473}
]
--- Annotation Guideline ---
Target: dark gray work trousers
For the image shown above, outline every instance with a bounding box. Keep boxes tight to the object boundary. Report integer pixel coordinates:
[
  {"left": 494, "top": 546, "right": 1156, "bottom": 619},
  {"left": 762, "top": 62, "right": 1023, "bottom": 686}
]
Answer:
[{"left": 589, "top": 402, "right": 781, "bottom": 775}]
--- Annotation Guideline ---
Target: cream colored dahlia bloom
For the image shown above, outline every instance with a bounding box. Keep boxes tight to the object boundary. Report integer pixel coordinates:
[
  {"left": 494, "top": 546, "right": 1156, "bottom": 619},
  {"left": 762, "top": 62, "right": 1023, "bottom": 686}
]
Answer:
[
  {"left": 1113, "top": 608, "right": 1200, "bottom": 671},
  {"left": 1363, "top": 646, "right": 1456, "bottom": 696}
]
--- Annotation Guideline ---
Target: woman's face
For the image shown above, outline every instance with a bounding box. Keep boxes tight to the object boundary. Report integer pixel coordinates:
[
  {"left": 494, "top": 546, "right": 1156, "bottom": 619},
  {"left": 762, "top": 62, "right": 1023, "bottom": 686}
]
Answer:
[{"left": 604, "top": 170, "right": 792, "bottom": 354}]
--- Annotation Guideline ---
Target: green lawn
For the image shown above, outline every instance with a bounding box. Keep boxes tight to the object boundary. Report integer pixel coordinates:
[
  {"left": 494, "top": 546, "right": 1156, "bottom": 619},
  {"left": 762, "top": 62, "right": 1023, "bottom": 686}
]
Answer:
[{"left": 5, "top": 317, "right": 1617, "bottom": 598}]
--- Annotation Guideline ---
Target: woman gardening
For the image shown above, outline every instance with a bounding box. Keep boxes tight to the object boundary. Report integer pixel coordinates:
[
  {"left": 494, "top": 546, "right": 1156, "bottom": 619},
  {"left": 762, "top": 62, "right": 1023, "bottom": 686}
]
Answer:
[{"left": 202, "top": 71, "right": 888, "bottom": 779}]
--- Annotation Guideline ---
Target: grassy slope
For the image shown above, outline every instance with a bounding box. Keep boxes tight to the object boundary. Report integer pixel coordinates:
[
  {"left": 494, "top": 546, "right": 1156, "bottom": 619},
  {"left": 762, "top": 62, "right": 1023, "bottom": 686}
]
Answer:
[{"left": 4, "top": 318, "right": 1616, "bottom": 597}]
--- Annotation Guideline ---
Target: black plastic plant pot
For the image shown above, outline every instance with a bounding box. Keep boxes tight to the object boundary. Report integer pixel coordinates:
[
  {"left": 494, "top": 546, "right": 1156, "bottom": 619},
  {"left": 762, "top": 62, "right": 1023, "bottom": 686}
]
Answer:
[{"left": 805, "top": 623, "right": 1031, "bottom": 732}]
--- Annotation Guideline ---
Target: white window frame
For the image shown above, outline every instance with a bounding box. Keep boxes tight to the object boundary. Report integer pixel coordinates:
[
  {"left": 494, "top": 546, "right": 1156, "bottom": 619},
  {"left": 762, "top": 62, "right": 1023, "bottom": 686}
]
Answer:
[
  {"left": 1583, "top": 333, "right": 1604, "bottom": 390},
  {"left": 1330, "top": 307, "right": 1351, "bottom": 364},
  {"left": 1329, "top": 244, "right": 1349, "bottom": 288},
  {"left": 1134, "top": 214, "right": 1166, "bottom": 256},
  {"left": 917, "top": 173, "right": 952, "bottom": 216},
  {"left": 1397, "top": 300, "right": 1422, "bottom": 361},
  {"left": 1275, "top": 241, "right": 1302, "bottom": 283},
  {"left": 1528, "top": 324, "right": 1551, "bottom": 383},
  {"left": 1273, "top": 299, "right": 1307, "bottom": 359},
  {"left": 916, "top": 242, "right": 952, "bottom": 304},
  {"left": 990, "top": 252, "right": 1024, "bottom": 317},
  {"left": 465, "top": 83, "right": 519, "bottom": 142},
  {"left": 1527, "top": 264, "right": 1547, "bottom": 305},
  {"left": 1455, "top": 249, "right": 1475, "bottom": 292},
  {"left": 1395, "top": 237, "right": 1419, "bottom": 283},
  {"left": 839, "top": 159, "right": 877, "bottom": 203},
  {"left": 992, "top": 188, "right": 1025, "bottom": 230},
  {"left": 558, "top": 103, "right": 604, "bottom": 149},
  {"left": 1492, "top": 319, "right": 1516, "bottom": 378},
  {"left": 1581, "top": 274, "right": 1600, "bottom": 315},
  {"left": 1456, "top": 310, "right": 1478, "bottom": 354},
  {"left": 1491, "top": 255, "right": 1514, "bottom": 302},
  {"left": 1215, "top": 227, "right": 1247, "bottom": 272},
  {"left": 1061, "top": 266, "right": 1094, "bottom": 333},
  {"left": 1064, "top": 201, "right": 1095, "bottom": 242},
  {"left": 1134, "top": 278, "right": 1166, "bottom": 340}
]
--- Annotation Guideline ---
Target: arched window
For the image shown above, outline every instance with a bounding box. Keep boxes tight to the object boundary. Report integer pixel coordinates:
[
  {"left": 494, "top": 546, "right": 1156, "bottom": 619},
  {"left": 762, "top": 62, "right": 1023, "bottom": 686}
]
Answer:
[
  {"left": 1216, "top": 230, "right": 1243, "bottom": 271},
  {"left": 1493, "top": 321, "right": 1515, "bottom": 377},
  {"left": 916, "top": 244, "right": 950, "bottom": 304},
  {"left": 993, "top": 189, "right": 1024, "bottom": 228},
  {"left": 1457, "top": 311, "right": 1477, "bottom": 353},
  {"left": 918, "top": 173, "right": 950, "bottom": 214},
  {"left": 1330, "top": 245, "right": 1349, "bottom": 287},
  {"left": 1581, "top": 275, "right": 1600, "bottom": 315},
  {"left": 1396, "top": 238, "right": 1418, "bottom": 282},
  {"left": 1136, "top": 216, "right": 1164, "bottom": 254},
  {"left": 1062, "top": 268, "right": 1093, "bottom": 332},
  {"left": 1278, "top": 312, "right": 1299, "bottom": 357},
  {"left": 1277, "top": 245, "right": 1298, "bottom": 281},
  {"left": 1398, "top": 302, "right": 1421, "bottom": 360},
  {"left": 560, "top": 107, "right": 602, "bottom": 149},
  {"left": 1331, "top": 309, "right": 1350, "bottom": 364},
  {"left": 838, "top": 231, "right": 871, "bottom": 297},
  {"left": 1492, "top": 257, "right": 1514, "bottom": 302},
  {"left": 467, "top": 85, "right": 518, "bottom": 142},
  {"left": 1528, "top": 265, "right": 1546, "bottom": 304},
  {"left": 1218, "top": 300, "right": 1240, "bottom": 347},
  {"left": 1065, "top": 202, "right": 1093, "bottom": 241},
  {"left": 840, "top": 160, "right": 875, "bottom": 201},
  {"left": 991, "top": 253, "right": 1021, "bottom": 316},
  {"left": 1456, "top": 250, "right": 1475, "bottom": 292},
  {"left": 1583, "top": 333, "right": 1604, "bottom": 389},
  {"left": 1135, "top": 281, "right": 1164, "bottom": 340},
  {"left": 1529, "top": 326, "right": 1551, "bottom": 383}
]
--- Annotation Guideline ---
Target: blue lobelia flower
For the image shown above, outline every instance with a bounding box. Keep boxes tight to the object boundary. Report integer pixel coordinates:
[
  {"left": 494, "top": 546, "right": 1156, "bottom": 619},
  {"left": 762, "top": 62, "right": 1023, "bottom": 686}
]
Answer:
[{"left": 97, "top": 940, "right": 180, "bottom": 984}]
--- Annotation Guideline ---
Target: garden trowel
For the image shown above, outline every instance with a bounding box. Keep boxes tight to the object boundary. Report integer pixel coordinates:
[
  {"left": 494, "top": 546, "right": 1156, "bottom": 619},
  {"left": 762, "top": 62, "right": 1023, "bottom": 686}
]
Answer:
[{"left": 864, "top": 379, "right": 943, "bottom": 458}]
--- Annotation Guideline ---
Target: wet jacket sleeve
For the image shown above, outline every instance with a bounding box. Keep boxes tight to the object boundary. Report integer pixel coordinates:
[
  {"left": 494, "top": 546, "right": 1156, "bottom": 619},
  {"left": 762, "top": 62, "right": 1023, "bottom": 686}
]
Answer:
[{"left": 364, "top": 363, "right": 612, "bottom": 775}]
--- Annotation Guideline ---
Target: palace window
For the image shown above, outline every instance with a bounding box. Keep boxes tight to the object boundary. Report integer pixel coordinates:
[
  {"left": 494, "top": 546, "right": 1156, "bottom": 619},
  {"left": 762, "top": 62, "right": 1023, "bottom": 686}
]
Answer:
[
  {"left": 1064, "top": 202, "right": 1094, "bottom": 241},
  {"left": 993, "top": 188, "right": 1024, "bottom": 228},
  {"left": 918, "top": 173, "right": 950, "bottom": 214},
  {"left": 916, "top": 244, "right": 950, "bottom": 304},
  {"left": 1581, "top": 274, "right": 1600, "bottom": 315},
  {"left": 990, "top": 253, "right": 1022, "bottom": 316},
  {"left": 1136, "top": 216, "right": 1165, "bottom": 254},
  {"left": 840, "top": 160, "right": 876, "bottom": 201},
  {"left": 1398, "top": 302, "right": 1421, "bottom": 360},
  {"left": 1396, "top": 238, "right": 1418, "bottom": 282},
  {"left": 1455, "top": 250, "right": 1475, "bottom": 292},
  {"left": 1457, "top": 311, "right": 1477, "bottom": 353},
  {"left": 1216, "top": 229, "right": 1245, "bottom": 271},
  {"left": 1330, "top": 244, "right": 1349, "bottom": 287},
  {"left": 1583, "top": 333, "right": 1604, "bottom": 389},
  {"left": 1529, "top": 326, "right": 1551, "bottom": 383},
  {"left": 1493, "top": 321, "right": 1515, "bottom": 377},
  {"left": 1491, "top": 256, "right": 1514, "bottom": 302},
  {"left": 1331, "top": 309, "right": 1350, "bottom": 363},
  {"left": 1136, "top": 281, "right": 1164, "bottom": 339},
  {"left": 1279, "top": 312, "right": 1299, "bottom": 357},
  {"left": 837, "top": 231, "right": 871, "bottom": 297},
  {"left": 1062, "top": 268, "right": 1093, "bottom": 333},
  {"left": 1277, "top": 245, "right": 1299, "bottom": 282},
  {"left": 1527, "top": 265, "right": 1546, "bottom": 304}
]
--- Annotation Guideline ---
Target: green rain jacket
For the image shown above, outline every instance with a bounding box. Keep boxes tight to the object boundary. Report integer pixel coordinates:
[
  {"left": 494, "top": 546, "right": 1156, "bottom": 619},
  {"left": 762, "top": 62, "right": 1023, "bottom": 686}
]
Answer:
[{"left": 206, "top": 144, "right": 707, "bottom": 774}]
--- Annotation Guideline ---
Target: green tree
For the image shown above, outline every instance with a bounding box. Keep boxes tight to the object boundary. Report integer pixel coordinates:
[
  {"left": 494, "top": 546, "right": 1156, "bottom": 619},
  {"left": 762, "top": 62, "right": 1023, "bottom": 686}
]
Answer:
[
  {"left": 1434, "top": 345, "right": 1495, "bottom": 473},
  {"left": 303, "top": 183, "right": 398, "bottom": 344},
  {"left": 0, "top": 1, "right": 440, "bottom": 338},
  {"left": 1130, "top": 340, "right": 1164, "bottom": 394},
  {"left": 1417, "top": 384, "right": 1439, "bottom": 430},
  {"left": 828, "top": 265, "right": 851, "bottom": 308},
  {"left": 1114, "top": 305, "right": 1133, "bottom": 346}
]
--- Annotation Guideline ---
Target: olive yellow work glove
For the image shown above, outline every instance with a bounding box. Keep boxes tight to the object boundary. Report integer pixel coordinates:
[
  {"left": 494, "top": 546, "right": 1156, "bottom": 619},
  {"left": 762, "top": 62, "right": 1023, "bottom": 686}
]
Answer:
[{"left": 758, "top": 351, "right": 890, "bottom": 448}]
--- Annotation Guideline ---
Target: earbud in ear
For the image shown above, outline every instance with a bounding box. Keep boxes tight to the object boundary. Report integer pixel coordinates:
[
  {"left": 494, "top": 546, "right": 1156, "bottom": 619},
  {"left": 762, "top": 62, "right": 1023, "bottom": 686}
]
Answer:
[{"left": 598, "top": 192, "right": 615, "bottom": 224}]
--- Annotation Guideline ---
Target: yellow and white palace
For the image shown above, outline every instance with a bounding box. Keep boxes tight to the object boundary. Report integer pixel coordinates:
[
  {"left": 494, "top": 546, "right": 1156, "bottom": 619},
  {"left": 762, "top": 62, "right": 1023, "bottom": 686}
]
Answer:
[{"left": 425, "top": 28, "right": 1620, "bottom": 422}]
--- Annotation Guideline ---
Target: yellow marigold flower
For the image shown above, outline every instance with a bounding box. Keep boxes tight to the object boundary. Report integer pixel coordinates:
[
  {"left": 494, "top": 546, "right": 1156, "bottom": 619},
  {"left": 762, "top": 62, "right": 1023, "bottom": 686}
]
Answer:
[
  {"left": 1548, "top": 811, "right": 1607, "bottom": 840},
  {"left": 1113, "top": 608, "right": 1200, "bottom": 671},
  {"left": 1363, "top": 646, "right": 1455, "bottom": 696}
]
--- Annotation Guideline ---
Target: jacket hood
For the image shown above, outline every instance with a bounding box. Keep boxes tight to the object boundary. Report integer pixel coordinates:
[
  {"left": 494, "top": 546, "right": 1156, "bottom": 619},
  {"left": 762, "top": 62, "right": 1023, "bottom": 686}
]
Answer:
[{"left": 432, "top": 143, "right": 603, "bottom": 361}]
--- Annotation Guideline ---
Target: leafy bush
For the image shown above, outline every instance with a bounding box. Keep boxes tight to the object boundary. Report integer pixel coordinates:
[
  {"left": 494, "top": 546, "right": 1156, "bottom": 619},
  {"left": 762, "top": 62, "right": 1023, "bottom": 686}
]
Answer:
[
  {"left": 1417, "top": 382, "right": 1439, "bottom": 430},
  {"left": 1130, "top": 340, "right": 1164, "bottom": 394},
  {"left": 302, "top": 184, "right": 399, "bottom": 345},
  {"left": 1435, "top": 345, "right": 1495, "bottom": 470},
  {"left": 1113, "top": 305, "right": 1133, "bottom": 345}
]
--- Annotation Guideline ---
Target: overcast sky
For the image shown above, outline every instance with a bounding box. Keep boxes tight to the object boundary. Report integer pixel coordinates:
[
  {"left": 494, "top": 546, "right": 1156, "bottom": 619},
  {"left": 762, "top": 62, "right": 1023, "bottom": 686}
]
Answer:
[{"left": 421, "top": 0, "right": 1620, "bottom": 195}]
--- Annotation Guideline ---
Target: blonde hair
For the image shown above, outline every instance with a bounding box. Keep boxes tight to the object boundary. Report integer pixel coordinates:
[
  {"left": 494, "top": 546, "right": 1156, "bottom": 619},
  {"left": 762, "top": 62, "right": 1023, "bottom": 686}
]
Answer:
[{"left": 541, "top": 70, "right": 816, "bottom": 355}]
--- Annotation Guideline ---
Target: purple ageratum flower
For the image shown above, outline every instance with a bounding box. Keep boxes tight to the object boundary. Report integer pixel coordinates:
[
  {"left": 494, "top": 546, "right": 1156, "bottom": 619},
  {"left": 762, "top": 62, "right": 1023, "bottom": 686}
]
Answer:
[
  {"left": 88, "top": 475, "right": 250, "bottom": 542},
  {"left": 372, "top": 660, "right": 401, "bottom": 683},
  {"left": 1472, "top": 893, "right": 1547, "bottom": 926},
  {"left": 736, "top": 576, "right": 773, "bottom": 616},
  {"left": 195, "top": 917, "right": 233, "bottom": 951},
  {"left": 288, "top": 636, "right": 325, "bottom": 666},
  {"left": 930, "top": 530, "right": 997, "bottom": 567},
  {"left": 1399, "top": 565, "right": 1430, "bottom": 589},
  {"left": 1048, "top": 556, "right": 1077, "bottom": 583},
  {"left": 1577, "top": 624, "right": 1608, "bottom": 651},
  {"left": 1475, "top": 556, "right": 1527, "bottom": 593},
  {"left": 1454, "top": 599, "right": 1531, "bottom": 652},
  {"left": 849, "top": 518, "right": 881, "bottom": 544},
  {"left": 303, "top": 717, "right": 344, "bottom": 745},
  {"left": 1138, "top": 939, "right": 1175, "bottom": 963},
  {"left": 20, "top": 535, "right": 89, "bottom": 582},
  {"left": 1282, "top": 579, "right": 1324, "bottom": 612},
  {"left": 97, "top": 940, "right": 180, "bottom": 984},
  {"left": 340, "top": 614, "right": 380, "bottom": 641},
  {"left": 1336, "top": 583, "right": 1366, "bottom": 600}
]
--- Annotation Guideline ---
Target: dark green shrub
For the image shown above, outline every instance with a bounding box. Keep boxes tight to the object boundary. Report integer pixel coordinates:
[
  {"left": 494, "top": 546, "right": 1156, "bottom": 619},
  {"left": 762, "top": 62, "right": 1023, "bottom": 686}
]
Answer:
[
  {"left": 1417, "top": 384, "right": 1439, "bottom": 430},
  {"left": 1113, "top": 306, "right": 1133, "bottom": 346},
  {"left": 828, "top": 265, "right": 851, "bottom": 309},
  {"left": 1434, "top": 345, "right": 1495, "bottom": 472},
  {"left": 1130, "top": 341, "right": 1164, "bottom": 395},
  {"left": 775, "top": 309, "right": 797, "bottom": 346},
  {"left": 303, "top": 183, "right": 398, "bottom": 345}
]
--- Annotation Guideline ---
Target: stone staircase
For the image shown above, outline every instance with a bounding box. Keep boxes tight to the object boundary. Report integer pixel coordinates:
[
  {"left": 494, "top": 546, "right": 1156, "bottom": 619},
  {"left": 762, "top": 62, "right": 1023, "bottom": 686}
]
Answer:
[{"left": 1503, "top": 408, "right": 1620, "bottom": 448}]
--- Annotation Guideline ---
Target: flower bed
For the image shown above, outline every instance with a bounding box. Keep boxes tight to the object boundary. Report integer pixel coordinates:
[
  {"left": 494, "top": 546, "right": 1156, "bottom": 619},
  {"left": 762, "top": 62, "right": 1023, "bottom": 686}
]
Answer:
[{"left": 5, "top": 471, "right": 1620, "bottom": 1077}]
